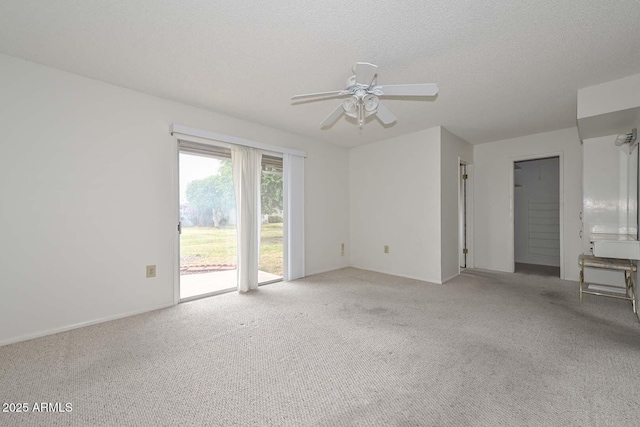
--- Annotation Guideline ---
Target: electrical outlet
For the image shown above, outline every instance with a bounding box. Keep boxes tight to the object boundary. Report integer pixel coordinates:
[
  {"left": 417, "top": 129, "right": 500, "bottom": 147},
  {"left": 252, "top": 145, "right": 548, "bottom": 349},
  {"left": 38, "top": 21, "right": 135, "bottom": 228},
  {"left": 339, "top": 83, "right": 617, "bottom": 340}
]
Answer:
[
  {"left": 146, "top": 265, "right": 156, "bottom": 278},
  {"left": 384, "top": 245, "right": 390, "bottom": 254},
  {"left": 341, "top": 243, "right": 345, "bottom": 256}
]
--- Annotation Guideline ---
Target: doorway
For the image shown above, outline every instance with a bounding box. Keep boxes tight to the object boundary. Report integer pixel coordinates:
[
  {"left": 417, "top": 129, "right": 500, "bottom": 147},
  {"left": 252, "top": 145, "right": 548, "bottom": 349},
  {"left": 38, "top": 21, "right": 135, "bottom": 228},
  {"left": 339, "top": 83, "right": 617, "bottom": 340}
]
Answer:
[{"left": 513, "top": 156, "right": 561, "bottom": 277}]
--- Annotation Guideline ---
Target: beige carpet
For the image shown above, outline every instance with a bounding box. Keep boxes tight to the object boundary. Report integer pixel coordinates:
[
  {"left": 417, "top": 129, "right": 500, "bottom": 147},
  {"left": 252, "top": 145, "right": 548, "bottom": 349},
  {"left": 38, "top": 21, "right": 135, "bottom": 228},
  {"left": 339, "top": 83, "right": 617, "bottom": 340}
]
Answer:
[{"left": 2, "top": 267, "right": 640, "bottom": 426}]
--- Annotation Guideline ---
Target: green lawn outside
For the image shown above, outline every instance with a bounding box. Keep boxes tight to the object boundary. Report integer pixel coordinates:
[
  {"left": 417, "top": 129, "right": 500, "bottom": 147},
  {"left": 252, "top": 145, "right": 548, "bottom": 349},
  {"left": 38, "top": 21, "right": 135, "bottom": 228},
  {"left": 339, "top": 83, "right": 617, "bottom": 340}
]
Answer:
[
  {"left": 258, "top": 223, "right": 284, "bottom": 275},
  {"left": 180, "top": 223, "right": 283, "bottom": 276}
]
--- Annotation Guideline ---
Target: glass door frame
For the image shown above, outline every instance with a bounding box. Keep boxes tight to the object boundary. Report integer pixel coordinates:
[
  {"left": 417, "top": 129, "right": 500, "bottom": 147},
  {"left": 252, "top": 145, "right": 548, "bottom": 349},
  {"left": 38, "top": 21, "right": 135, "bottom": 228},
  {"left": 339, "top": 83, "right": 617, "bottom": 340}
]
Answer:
[
  {"left": 173, "top": 136, "right": 286, "bottom": 304},
  {"left": 177, "top": 145, "right": 238, "bottom": 302}
]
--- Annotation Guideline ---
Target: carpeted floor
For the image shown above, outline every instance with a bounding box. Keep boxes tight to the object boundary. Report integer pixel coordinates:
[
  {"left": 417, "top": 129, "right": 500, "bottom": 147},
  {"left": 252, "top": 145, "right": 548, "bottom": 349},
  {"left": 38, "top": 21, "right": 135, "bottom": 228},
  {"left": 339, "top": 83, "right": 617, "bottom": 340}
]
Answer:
[
  {"left": 1, "top": 267, "right": 640, "bottom": 426},
  {"left": 515, "top": 262, "right": 561, "bottom": 277}
]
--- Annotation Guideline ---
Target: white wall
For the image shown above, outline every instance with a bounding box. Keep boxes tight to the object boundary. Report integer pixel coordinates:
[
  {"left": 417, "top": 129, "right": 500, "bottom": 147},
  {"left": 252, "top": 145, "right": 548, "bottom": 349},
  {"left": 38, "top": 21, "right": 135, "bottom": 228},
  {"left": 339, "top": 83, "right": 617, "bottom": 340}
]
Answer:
[
  {"left": 440, "top": 128, "right": 473, "bottom": 282},
  {"left": 514, "top": 157, "right": 560, "bottom": 267},
  {"left": 577, "top": 73, "right": 640, "bottom": 120},
  {"left": 582, "top": 136, "right": 633, "bottom": 239},
  {"left": 0, "top": 54, "right": 350, "bottom": 345},
  {"left": 577, "top": 73, "right": 640, "bottom": 140},
  {"left": 581, "top": 135, "right": 638, "bottom": 288},
  {"left": 349, "top": 127, "right": 442, "bottom": 283},
  {"left": 474, "top": 127, "right": 582, "bottom": 280}
]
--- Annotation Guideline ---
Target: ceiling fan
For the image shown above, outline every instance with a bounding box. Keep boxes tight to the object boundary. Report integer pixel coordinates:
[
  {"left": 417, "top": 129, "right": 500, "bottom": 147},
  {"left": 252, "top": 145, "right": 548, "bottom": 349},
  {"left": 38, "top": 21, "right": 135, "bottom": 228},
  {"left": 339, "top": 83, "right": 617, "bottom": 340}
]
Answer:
[{"left": 291, "top": 62, "right": 438, "bottom": 128}]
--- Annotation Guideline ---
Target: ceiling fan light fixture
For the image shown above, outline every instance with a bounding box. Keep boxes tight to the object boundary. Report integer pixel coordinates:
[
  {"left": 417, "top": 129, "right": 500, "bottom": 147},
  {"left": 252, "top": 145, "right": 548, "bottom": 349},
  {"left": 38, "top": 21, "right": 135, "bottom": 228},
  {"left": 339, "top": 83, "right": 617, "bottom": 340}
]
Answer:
[
  {"left": 343, "top": 96, "right": 358, "bottom": 113},
  {"left": 363, "top": 95, "right": 379, "bottom": 112}
]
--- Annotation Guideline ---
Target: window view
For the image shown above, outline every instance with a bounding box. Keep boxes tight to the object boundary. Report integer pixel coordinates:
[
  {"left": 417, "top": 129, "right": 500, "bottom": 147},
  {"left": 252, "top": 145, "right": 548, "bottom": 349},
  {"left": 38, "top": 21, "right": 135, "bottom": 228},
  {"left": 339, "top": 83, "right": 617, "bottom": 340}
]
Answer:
[
  {"left": 179, "top": 150, "right": 284, "bottom": 300},
  {"left": 259, "top": 156, "right": 284, "bottom": 284},
  {"left": 179, "top": 152, "right": 238, "bottom": 299}
]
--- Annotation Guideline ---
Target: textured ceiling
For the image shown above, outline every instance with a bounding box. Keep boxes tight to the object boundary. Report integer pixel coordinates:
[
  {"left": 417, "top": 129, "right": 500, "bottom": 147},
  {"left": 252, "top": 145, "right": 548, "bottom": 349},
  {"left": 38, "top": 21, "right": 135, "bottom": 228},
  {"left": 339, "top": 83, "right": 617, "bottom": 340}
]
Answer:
[{"left": 1, "top": 0, "right": 639, "bottom": 148}]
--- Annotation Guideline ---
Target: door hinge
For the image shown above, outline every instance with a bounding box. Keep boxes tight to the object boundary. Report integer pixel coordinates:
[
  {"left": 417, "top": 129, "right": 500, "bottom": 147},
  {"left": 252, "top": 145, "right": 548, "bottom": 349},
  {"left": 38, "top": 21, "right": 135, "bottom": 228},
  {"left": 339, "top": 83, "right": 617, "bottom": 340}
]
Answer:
[
  {"left": 463, "top": 248, "right": 468, "bottom": 254},
  {"left": 462, "top": 174, "right": 468, "bottom": 180},
  {"left": 178, "top": 222, "right": 182, "bottom": 234}
]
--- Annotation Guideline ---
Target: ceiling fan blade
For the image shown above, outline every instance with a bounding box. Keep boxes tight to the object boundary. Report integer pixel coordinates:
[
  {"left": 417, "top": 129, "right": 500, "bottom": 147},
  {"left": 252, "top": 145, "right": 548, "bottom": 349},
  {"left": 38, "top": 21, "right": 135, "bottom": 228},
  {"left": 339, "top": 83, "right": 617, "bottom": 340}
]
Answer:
[
  {"left": 375, "top": 102, "right": 397, "bottom": 125},
  {"left": 355, "top": 62, "right": 378, "bottom": 86},
  {"left": 291, "top": 90, "right": 346, "bottom": 101},
  {"left": 377, "top": 83, "right": 438, "bottom": 97},
  {"left": 321, "top": 104, "right": 345, "bottom": 128}
]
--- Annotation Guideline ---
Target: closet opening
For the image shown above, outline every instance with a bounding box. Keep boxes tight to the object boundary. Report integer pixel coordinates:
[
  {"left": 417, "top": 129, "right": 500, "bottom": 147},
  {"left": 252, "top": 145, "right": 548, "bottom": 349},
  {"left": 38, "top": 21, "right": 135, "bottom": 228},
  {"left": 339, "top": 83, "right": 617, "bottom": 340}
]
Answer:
[{"left": 513, "top": 156, "right": 561, "bottom": 278}]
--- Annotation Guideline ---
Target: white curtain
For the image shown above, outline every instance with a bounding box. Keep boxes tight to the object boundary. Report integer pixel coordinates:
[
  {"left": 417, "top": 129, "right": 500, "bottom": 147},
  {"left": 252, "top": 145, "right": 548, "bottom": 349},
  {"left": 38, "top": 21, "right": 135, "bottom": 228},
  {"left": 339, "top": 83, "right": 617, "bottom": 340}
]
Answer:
[
  {"left": 232, "top": 146, "right": 262, "bottom": 292},
  {"left": 283, "top": 153, "right": 305, "bottom": 281}
]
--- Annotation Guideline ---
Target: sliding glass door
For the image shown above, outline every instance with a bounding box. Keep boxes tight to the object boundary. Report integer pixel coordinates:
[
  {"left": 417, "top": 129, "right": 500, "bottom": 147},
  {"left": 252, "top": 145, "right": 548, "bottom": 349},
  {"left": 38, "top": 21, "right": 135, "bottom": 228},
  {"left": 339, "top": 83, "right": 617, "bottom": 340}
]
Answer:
[
  {"left": 179, "top": 149, "right": 238, "bottom": 300},
  {"left": 259, "top": 156, "right": 284, "bottom": 284},
  {"left": 178, "top": 141, "right": 286, "bottom": 300}
]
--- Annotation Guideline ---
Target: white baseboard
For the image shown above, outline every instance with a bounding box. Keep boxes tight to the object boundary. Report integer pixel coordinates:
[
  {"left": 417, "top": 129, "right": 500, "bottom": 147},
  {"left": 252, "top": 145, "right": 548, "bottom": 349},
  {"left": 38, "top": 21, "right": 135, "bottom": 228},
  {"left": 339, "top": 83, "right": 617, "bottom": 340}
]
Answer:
[
  {"left": 305, "top": 265, "right": 351, "bottom": 277},
  {"left": 349, "top": 265, "right": 442, "bottom": 284},
  {"left": 0, "top": 302, "right": 175, "bottom": 347},
  {"left": 441, "top": 273, "right": 459, "bottom": 283}
]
